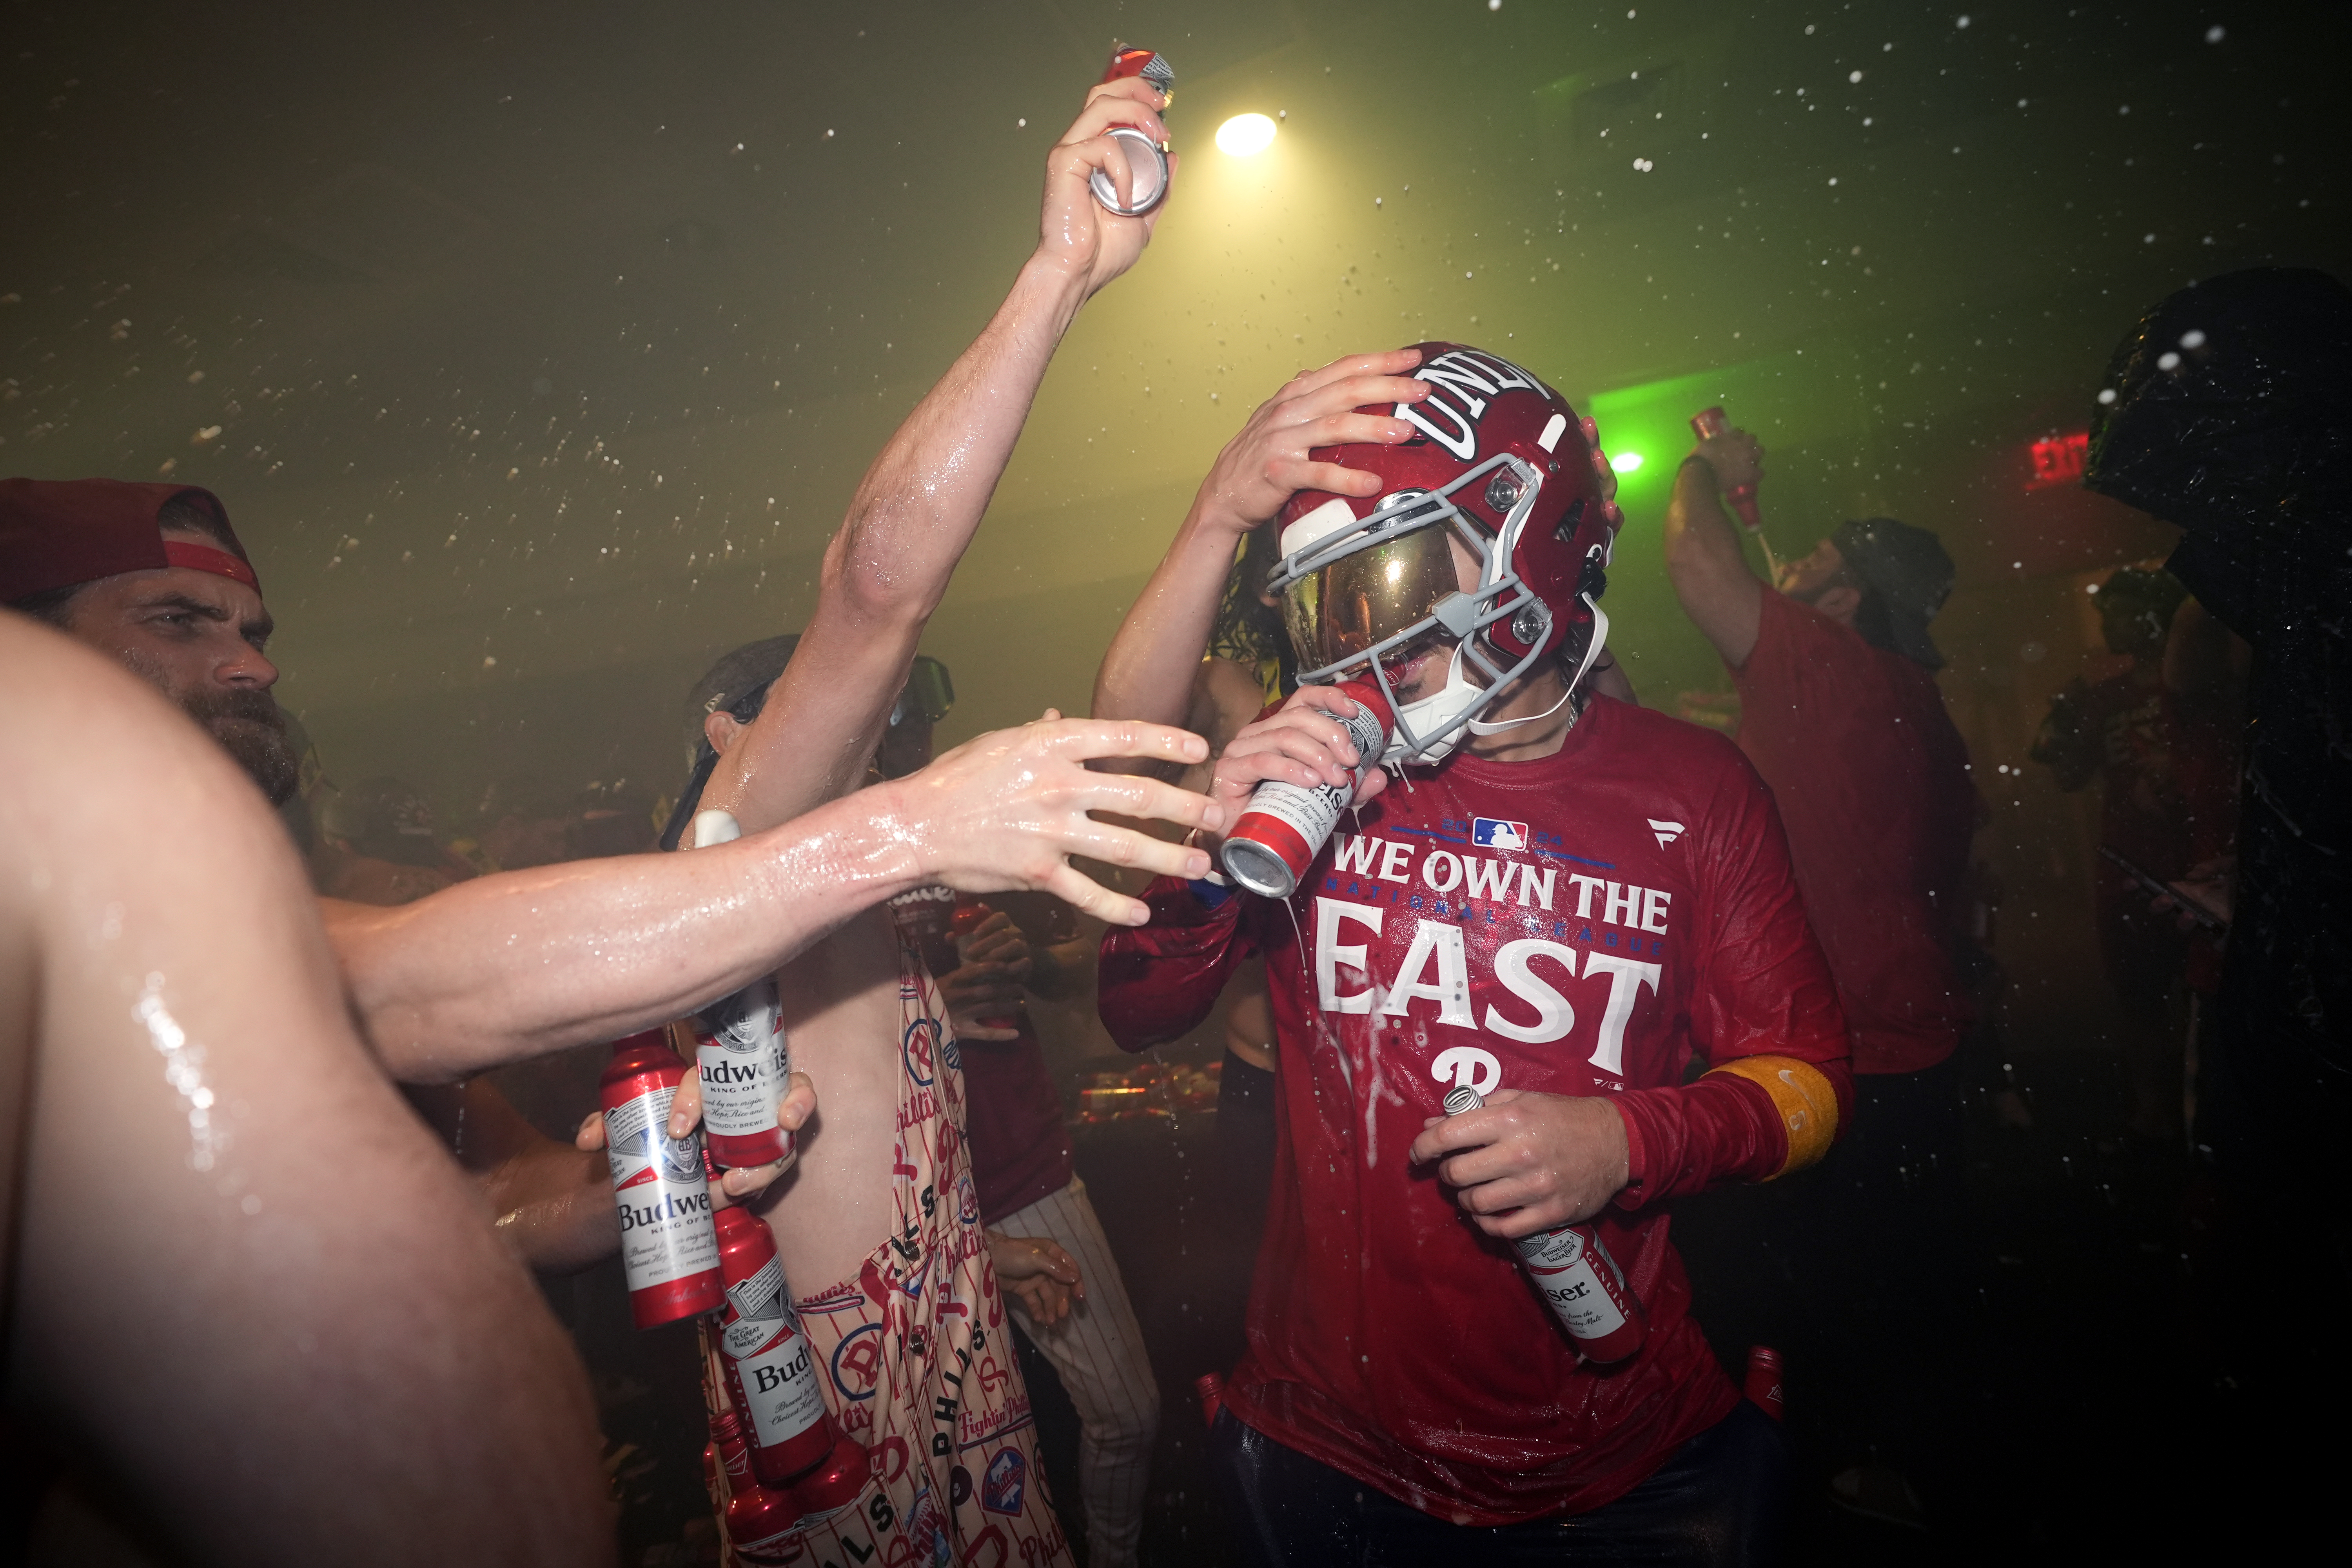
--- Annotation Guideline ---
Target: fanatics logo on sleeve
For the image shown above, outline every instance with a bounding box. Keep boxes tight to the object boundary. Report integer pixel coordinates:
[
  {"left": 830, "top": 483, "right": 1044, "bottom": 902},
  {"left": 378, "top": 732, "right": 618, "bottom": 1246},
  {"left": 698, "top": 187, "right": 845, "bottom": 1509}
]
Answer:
[
  {"left": 1471, "top": 817, "right": 1530, "bottom": 851},
  {"left": 1647, "top": 818, "right": 1685, "bottom": 849}
]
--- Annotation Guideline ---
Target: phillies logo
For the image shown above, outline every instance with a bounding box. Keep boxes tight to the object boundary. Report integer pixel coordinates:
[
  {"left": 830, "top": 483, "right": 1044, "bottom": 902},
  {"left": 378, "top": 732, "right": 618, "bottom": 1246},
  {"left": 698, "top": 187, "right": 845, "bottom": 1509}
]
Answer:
[
  {"left": 982, "top": 1448, "right": 1027, "bottom": 1516},
  {"left": 831, "top": 1322, "right": 884, "bottom": 1400},
  {"left": 903, "top": 1018, "right": 939, "bottom": 1087},
  {"left": 1432, "top": 1045, "right": 1501, "bottom": 1097}
]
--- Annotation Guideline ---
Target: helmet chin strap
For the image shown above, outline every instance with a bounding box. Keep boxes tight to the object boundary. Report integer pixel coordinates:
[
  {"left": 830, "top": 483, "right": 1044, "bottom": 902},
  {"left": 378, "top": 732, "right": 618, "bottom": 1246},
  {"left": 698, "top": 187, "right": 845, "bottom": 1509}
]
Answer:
[{"left": 1464, "top": 597, "right": 1611, "bottom": 738}]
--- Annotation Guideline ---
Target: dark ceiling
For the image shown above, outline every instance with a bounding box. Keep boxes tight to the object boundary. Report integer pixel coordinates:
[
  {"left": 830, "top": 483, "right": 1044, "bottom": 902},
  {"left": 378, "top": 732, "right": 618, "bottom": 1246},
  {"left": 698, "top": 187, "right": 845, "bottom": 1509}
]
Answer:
[{"left": 5, "top": 0, "right": 2343, "bottom": 811}]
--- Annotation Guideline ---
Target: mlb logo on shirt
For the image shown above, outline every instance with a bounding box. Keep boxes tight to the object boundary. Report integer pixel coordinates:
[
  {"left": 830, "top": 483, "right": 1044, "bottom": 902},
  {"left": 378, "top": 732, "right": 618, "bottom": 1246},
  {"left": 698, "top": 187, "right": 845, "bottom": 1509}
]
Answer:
[{"left": 1472, "top": 818, "right": 1530, "bottom": 851}]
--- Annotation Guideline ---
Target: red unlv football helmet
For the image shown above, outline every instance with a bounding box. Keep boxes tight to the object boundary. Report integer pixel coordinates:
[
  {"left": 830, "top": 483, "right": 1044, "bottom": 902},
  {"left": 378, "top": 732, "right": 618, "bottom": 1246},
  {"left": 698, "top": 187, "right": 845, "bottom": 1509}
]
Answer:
[{"left": 1269, "top": 343, "right": 1621, "bottom": 764}]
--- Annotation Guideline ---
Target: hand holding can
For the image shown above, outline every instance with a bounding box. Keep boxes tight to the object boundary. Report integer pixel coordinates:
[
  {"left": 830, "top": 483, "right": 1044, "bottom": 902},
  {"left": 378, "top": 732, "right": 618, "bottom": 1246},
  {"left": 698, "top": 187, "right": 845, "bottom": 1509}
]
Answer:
[{"left": 1090, "top": 44, "right": 1174, "bottom": 215}]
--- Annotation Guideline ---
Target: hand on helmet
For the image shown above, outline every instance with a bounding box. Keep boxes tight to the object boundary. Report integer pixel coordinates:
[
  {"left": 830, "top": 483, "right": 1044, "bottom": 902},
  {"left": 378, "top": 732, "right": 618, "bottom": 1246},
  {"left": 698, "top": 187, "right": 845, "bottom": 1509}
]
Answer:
[
  {"left": 1191, "top": 352, "right": 1433, "bottom": 540},
  {"left": 1206, "top": 686, "right": 1390, "bottom": 836},
  {"left": 1580, "top": 414, "right": 1626, "bottom": 531},
  {"left": 1689, "top": 426, "right": 1765, "bottom": 492},
  {"left": 1039, "top": 76, "right": 1176, "bottom": 299}
]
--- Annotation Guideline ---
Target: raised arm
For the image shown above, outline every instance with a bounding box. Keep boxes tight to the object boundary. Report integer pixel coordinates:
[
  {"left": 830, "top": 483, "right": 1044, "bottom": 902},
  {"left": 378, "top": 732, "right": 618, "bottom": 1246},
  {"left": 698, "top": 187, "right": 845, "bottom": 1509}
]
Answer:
[
  {"left": 1090, "top": 352, "right": 1430, "bottom": 739},
  {"left": 330, "top": 718, "right": 1224, "bottom": 1082},
  {"left": 1662, "top": 429, "right": 1769, "bottom": 667},
  {"left": 708, "top": 80, "right": 1174, "bottom": 833}
]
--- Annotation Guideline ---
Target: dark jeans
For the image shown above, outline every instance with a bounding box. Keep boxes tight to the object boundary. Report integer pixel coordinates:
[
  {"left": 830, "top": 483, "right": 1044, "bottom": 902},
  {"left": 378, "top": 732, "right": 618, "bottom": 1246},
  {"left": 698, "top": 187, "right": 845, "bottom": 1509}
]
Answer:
[{"left": 1207, "top": 1401, "right": 1790, "bottom": 1567}]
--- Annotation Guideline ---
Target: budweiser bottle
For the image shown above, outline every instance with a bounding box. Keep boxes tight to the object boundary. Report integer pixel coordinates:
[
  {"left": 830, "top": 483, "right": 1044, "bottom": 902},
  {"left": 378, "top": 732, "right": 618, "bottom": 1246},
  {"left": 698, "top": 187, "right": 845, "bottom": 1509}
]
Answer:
[
  {"left": 782, "top": 1440, "right": 884, "bottom": 1561},
  {"left": 686, "top": 811, "right": 793, "bottom": 1170},
  {"left": 713, "top": 1206, "right": 837, "bottom": 1487},
  {"left": 1688, "top": 406, "right": 1764, "bottom": 532},
  {"left": 714, "top": 1408, "right": 809, "bottom": 1567},
  {"left": 1220, "top": 681, "right": 1393, "bottom": 899},
  {"left": 601, "top": 1029, "right": 725, "bottom": 1328},
  {"left": 1443, "top": 1085, "right": 1646, "bottom": 1363}
]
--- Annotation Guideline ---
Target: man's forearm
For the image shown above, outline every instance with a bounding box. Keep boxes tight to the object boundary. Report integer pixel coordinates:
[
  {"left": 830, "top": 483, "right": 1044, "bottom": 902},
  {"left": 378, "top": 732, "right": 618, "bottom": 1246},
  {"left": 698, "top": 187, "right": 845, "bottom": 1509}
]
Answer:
[
  {"left": 715, "top": 254, "right": 1095, "bottom": 830},
  {"left": 1094, "top": 507, "right": 1244, "bottom": 729},
  {"left": 334, "top": 790, "right": 930, "bottom": 1082},
  {"left": 1662, "top": 458, "right": 1748, "bottom": 578},
  {"left": 482, "top": 1141, "right": 620, "bottom": 1274}
]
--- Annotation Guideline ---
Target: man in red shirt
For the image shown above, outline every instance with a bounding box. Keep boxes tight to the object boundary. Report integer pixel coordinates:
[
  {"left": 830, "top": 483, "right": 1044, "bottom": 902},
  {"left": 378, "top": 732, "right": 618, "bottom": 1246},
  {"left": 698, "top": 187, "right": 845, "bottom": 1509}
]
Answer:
[
  {"left": 1098, "top": 346, "right": 1852, "bottom": 1561},
  {"left": 1663, "top": 425, "right": 1976, "bottom": 1526}
]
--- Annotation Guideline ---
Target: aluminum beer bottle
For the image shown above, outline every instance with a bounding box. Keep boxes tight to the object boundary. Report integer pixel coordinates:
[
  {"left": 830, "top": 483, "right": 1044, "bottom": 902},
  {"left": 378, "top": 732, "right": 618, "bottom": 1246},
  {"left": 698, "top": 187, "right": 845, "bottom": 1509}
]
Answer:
[
  {"left": 687, "top": 810, "right": 793, "bottom": 1170},
  {"left": 781, "top": 1440, "right": 884, "bottom": 1561},
  {"left": 713, "top": 1410, "right": 808, "bottom": 1568},
  {"left": 601, "top": 1029, "right": 726, "bottom": 1329},
  {"left": 1688, "top": 406, "right": 1764, "bottom": 532},
  {"left": 1443, "top": 1085, "right": 1646, "bottom": 1363},
  {"left": 1743, "top": 1344, "right": 1786, "bottom": 1420},
  {"left": 1220, "top": 681, "right": 1394, "bottom": 900},
  {"left": 713, "top": 1206, "right": 837, "bottom": 1487}
]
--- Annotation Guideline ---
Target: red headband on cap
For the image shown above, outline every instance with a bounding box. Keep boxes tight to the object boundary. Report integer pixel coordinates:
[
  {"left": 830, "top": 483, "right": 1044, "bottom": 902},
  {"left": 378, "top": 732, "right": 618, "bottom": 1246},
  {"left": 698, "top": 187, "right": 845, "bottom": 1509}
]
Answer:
[{"left": 163, "top": 540, "right": 260, "bottom": 589}]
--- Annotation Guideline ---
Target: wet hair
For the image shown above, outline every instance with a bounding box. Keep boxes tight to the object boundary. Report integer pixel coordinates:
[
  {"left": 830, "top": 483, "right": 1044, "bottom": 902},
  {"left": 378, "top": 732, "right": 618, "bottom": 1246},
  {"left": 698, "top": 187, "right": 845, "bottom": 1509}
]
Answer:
[
  {"left": 7, "top": 492, "right": 246, "bottom": 627},
  {"left": 1207, "top": 527, "right": 1298, "bottom": 697}
]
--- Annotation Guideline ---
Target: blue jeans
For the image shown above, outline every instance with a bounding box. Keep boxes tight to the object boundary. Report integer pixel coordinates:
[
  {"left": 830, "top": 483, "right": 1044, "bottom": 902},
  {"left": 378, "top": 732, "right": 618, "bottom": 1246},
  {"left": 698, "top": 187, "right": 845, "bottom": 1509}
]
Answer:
[{"left": 1208, "top": 1399, "right": 1789, "bottom": 1567}]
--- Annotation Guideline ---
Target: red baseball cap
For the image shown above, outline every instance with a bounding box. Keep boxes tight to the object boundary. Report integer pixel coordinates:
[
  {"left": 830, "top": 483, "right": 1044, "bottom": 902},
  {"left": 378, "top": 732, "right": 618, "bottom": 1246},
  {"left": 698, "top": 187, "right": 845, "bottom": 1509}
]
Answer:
[{"left": 0, "top": 477, "right": 260, "bottom": 602}]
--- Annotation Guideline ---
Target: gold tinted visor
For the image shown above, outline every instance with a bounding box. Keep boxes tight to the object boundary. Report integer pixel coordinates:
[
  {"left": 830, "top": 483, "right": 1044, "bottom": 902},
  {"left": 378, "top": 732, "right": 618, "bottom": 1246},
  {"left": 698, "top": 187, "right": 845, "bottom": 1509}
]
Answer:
[{"left": 1282, "top": 525, "right": 1463, "bottom": 672}]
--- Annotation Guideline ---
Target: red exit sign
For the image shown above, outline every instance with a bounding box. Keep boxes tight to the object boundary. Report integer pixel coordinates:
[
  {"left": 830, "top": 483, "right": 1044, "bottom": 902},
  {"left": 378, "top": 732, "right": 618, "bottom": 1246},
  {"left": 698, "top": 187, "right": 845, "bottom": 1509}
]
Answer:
[{"left": 2028, "top": 431, "right": 2089, "bottom": 489}]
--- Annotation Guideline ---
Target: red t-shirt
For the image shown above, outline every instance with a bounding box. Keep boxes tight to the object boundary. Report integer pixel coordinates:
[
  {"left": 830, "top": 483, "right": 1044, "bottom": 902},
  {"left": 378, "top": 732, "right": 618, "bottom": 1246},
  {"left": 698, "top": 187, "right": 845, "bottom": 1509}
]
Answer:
[
  {"left": 1099, "top": 698, "right": 1852, "bottom": 1523},
  {"left": 1730, "top": 592, "right": 1976, "bottom": 1074}
]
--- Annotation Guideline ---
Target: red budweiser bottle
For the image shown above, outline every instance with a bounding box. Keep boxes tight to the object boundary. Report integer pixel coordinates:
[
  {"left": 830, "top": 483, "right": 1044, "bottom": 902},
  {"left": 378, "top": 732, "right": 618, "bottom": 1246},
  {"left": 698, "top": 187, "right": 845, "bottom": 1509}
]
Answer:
[
  {"left": 601, "top": 1029, "right": 725, "bottom": 1328},
  {"left": 1688, "top": 406, "right": 1764, "bottom": 532},
  {"left": 714, "top": 1409, "right": 809, "bottom": 1567},
  {"left": 1195, "top": 1372, "right": 1225, "bottom": 1428},
  {"left": 786, "top": 1439, "right": 880, "bottom": 1542},
  {"left": 686, "top": 811, "right": 793, "bottom": 1170},
  {"left": 713, "top": 1207, "right": 837, "bottom": 1487},
  {"left": 1221, "top": 681, "right": 1393, "bottom": 899},
  {"left": 1089, "top": 45, "right": 1174, "bottom": 217},
  {"left": 1443, "top": 1085, "right": 1646, "bottom": 1363}
]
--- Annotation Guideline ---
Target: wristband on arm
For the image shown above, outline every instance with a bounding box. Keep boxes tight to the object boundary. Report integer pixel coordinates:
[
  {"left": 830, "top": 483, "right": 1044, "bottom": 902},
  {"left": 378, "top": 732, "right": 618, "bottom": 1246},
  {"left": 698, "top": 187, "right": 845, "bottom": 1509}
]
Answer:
[{"left": 1703, "top": 1055, "right": 1841, "bottom": 1178}]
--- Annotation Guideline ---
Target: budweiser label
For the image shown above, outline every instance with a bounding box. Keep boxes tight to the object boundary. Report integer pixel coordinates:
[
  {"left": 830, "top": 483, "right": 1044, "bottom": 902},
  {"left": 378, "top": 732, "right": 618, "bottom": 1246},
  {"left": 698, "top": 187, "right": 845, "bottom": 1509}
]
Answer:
[
  {"left": 1224, "top": 697, "right": 1388, "bottom": 897},
  {"left": 1516, "top": 1225, "right": 1630, "bottom": 1342},
  {"left": 604, "top": 1086, "right": 719, "bottom": 1289},
  {"left": 722, "top": 1256, "right": 827, "bottom": 1448},
  {"left": 695, "top": 977, "right": 790, "bottom": 1140}
]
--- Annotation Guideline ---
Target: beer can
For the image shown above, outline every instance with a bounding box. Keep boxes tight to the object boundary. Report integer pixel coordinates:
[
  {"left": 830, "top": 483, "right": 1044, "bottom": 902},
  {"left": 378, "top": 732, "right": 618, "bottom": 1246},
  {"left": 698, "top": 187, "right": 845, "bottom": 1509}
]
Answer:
[
  {"left": 688, "top": 812, "right": 793, "bottom": 1170},
  {"left": 714, "top": 1207, "right": 836, "bottom": 1487},
  {"left": 1442, "top": 1084, "right": 1647, "bottom": 1363},
  {"left": 1743, "top": 1344, "right": 1786, "bottom": 1419},
  {"left": 1221, "top": 682, "right": 1394, "bottom": 899},
  {"left": 1090, "top": 45, "right": 1174, "bottom": 217},
  {"left": 1687, "top": 405, "right": 1764, "bottom": 532},
  {"left": 601, "top": 1029, "right": 726, "bottom": 1329},
  {"left": 1195, "top": 1371, "right": 1225, "bottom": 1428}
]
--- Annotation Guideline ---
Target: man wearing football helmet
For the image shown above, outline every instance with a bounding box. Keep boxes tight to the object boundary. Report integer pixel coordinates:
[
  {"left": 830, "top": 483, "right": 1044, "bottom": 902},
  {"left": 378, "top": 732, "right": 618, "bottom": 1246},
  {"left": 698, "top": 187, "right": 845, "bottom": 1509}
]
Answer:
[{"left": 1095, "top": 345, "right": 1851, "bottom": 1562}]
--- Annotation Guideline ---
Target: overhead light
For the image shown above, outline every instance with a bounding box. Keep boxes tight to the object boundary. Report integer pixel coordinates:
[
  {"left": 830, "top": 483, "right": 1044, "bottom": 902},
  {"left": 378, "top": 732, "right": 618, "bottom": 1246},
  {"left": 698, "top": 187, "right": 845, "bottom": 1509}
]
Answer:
[
  {"left": 1216, "top": 114, "right": 1278, "bottom": 156},
  {"left": 1610, "top": 451, "right": 1646, "bottom": 474}
]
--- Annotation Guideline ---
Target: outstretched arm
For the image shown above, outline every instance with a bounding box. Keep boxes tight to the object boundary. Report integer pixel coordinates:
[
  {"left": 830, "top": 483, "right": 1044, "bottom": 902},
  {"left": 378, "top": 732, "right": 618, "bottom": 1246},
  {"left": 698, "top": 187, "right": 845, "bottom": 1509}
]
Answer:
[
  {"left": 1090, "top": 352, "right": 1431, "bottom": 748},
  {"left": 329, "top": 718, "right": 1224, "bottom": 1082},
  {"left": 710, "top": 79, "right": 1175, "bottom": 833},
  {"left": 1662, "top": 430, "right": 1769, "bottom": 667}
]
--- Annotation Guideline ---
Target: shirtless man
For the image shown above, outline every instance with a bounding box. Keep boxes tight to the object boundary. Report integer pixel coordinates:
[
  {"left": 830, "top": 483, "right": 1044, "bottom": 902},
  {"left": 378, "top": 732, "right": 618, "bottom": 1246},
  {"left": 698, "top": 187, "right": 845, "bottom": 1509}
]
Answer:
[
  {"left": 0, "top": 612, "right": 612, "bottom": 1564},
  {"left": 0, "top": 467, "right": 1210, "bottom": 1271},
  {"left": 670, "top": 75, "right": 1211, "bottom": 1565}
]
